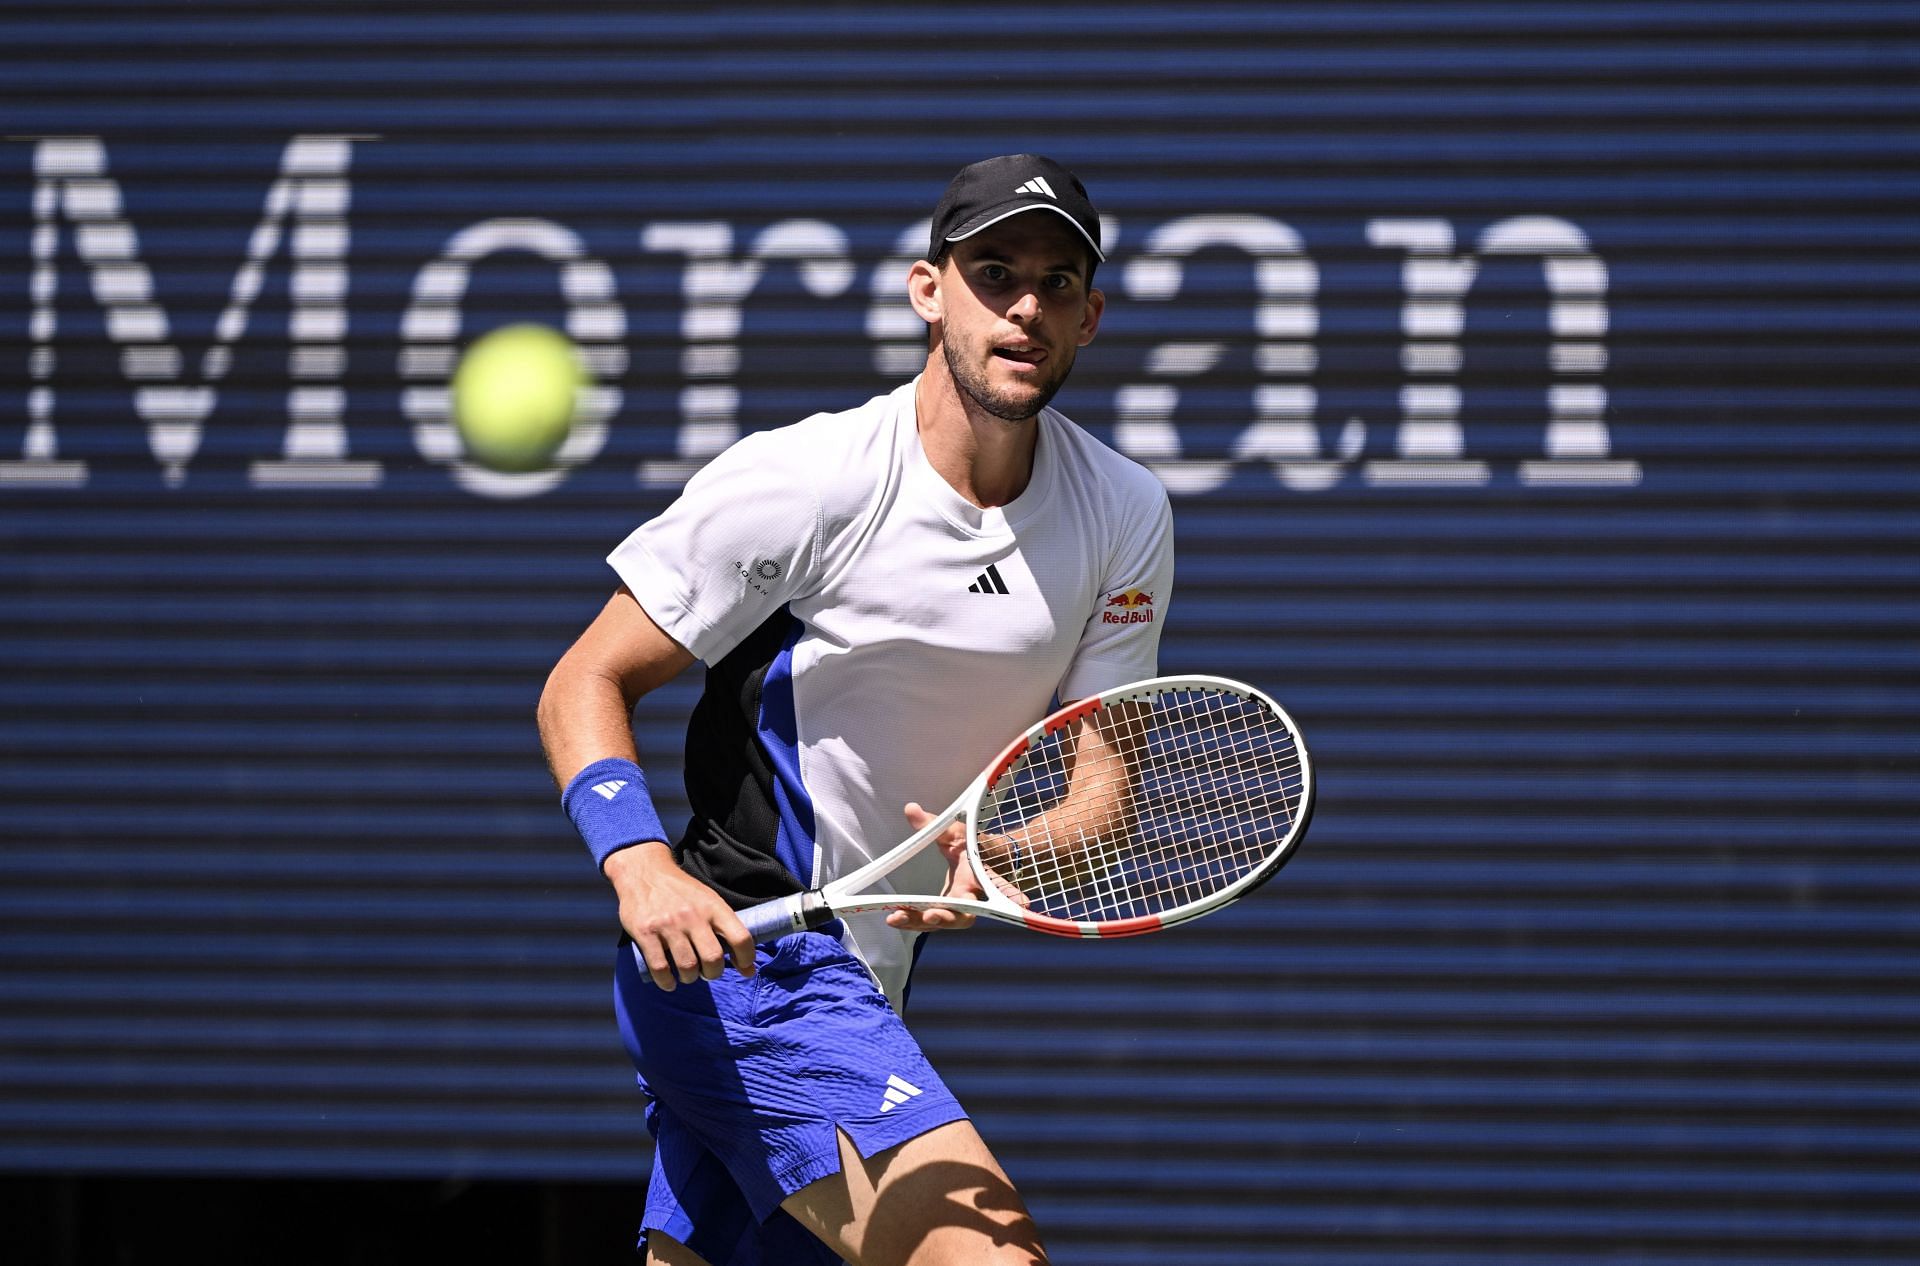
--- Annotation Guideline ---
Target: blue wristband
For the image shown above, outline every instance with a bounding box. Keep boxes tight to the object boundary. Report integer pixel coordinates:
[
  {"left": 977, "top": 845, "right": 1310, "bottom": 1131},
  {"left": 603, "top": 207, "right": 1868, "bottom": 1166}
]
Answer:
[{"left": 562, "top": 758, "right": 669, "bottom": 870}]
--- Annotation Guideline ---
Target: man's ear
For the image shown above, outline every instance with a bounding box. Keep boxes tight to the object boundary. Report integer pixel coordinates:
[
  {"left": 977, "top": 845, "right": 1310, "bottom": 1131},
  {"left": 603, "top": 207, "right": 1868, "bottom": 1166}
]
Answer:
[
  {"left": 907, "top": 258, "right": 943, "bottom": 325},
  {"left": 1076, "top": 286, "right": 1106, "bottom": 347}
]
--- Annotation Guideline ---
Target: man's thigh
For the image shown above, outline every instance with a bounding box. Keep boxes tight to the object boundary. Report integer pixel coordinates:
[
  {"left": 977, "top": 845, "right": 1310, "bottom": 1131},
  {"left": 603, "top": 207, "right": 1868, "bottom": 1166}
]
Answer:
[
  {"left": 646, "top": 1230, "right": 714, "bottom": 1266},
  {"left": 780, "top": 1119, "right": 1048, "bottom": 1266}
]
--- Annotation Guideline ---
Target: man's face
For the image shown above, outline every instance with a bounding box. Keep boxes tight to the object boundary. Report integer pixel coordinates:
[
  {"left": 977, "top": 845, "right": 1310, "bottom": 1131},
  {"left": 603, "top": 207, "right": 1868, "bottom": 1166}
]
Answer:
[{"left": 933, "top": 215, "right": 1104, "bottom": 423}]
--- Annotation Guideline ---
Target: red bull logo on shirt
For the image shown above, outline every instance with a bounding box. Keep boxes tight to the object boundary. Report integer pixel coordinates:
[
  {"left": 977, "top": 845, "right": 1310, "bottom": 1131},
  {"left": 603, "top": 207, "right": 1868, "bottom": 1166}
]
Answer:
[{"left": 1101, "top": 588, "right": 1157, "bottom": 624}]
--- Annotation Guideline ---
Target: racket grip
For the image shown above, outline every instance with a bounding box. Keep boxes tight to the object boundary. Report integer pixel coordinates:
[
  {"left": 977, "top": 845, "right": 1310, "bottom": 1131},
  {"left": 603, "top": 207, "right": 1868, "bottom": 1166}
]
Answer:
[{"left": 738, "top": 890, "right": 832, "bottom": 943}]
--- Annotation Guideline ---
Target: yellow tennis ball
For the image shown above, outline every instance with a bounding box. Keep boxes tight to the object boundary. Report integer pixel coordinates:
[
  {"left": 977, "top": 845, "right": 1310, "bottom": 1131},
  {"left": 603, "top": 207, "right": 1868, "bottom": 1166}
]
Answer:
[{"left": 451, "top": 323, "right": 587, "bottom": 472}]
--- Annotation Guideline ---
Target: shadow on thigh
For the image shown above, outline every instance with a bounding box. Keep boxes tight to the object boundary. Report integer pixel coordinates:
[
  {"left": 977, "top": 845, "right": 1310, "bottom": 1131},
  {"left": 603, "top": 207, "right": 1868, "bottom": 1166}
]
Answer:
[
  {"left": 646, "top": 1228, "right": 715, "bottom": 1266},
  {"left": 781, "top": 1121, "right": 1048, "bottom": 1266}
]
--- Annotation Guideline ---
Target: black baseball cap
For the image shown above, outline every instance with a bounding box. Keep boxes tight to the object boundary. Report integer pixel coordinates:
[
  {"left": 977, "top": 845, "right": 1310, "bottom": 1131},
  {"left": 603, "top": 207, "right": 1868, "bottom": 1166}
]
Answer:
[{"left": 926, "top": 154, "right": 1105, "bottom": 266}]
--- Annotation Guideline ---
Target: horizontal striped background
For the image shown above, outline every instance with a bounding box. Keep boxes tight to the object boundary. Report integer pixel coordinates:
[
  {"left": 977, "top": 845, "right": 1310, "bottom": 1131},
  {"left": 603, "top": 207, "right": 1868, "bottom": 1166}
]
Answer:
[{"left": 3, "top": 2, "right": 1917, "bottom": 1261}]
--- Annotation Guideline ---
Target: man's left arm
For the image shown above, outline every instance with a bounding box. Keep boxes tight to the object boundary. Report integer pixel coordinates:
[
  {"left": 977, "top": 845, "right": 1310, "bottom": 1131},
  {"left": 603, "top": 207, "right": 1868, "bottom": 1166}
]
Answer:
[
  {"left": 880, "top": 708, "right": 1140, "bottom": 933},
  {"left": 887, "top": 474, "right": 1175, "bottom": 931}
]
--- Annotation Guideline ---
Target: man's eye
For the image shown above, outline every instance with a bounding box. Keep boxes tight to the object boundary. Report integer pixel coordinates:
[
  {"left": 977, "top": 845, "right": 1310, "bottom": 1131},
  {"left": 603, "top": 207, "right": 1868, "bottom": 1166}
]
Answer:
[{"left": 981, "top": 265, "right": 1009, "bottom": 282}]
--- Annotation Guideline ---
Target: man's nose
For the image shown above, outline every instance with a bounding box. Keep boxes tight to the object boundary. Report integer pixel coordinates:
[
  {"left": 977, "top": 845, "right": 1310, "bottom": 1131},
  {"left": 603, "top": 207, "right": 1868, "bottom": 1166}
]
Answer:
[{"left": 1007, "top": 290, "right": 1042, "bottom": 322}]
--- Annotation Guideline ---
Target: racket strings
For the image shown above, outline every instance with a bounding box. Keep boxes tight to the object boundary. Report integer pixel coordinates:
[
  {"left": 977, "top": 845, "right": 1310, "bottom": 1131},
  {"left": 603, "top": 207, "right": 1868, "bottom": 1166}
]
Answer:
[{"left": 977, "top": 687, "right": 1304, "bottom": 923}]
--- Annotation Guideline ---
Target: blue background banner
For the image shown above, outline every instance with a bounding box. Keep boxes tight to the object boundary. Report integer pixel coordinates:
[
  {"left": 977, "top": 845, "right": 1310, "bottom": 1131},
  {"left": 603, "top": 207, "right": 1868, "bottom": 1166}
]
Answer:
[{"left": 4, "top": 3, "right": 1917, "bottom": 1262}]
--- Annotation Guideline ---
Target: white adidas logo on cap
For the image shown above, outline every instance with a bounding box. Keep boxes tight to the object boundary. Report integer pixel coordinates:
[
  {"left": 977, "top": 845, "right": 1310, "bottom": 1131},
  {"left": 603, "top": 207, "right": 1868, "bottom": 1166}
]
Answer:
[{"left": 1014, "top": 177, "right": 1057, "bottom": 199}]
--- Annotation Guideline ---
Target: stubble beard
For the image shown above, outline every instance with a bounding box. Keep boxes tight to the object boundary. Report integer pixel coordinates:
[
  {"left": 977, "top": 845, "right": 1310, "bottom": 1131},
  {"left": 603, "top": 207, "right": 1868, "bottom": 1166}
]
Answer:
[{"left": 943, "top": 338, "right": 1074, "bottom": 424}]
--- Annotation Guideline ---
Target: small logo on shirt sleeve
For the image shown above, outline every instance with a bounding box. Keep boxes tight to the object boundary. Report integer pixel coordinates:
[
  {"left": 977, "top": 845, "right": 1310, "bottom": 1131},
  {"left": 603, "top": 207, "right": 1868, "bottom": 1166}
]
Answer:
[
  {"left": 1101, "top": 588, "right": 1156, "bottom": 624},
  {"left": 733, "top": 558, "right": 784, "bottom": 597}
]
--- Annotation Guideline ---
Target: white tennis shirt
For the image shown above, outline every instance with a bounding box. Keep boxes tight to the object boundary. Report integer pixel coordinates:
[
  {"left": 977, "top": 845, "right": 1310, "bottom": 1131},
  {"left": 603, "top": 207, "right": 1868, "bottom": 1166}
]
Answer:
[{"left": 610, "top": 378, "right": 1174, "bottom": 1008}]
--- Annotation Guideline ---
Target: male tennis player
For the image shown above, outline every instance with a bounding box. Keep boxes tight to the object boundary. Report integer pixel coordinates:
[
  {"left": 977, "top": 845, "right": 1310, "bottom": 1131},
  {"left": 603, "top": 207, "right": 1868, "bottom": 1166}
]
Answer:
[{"left": 539, "top": 154, "right": 1173, "bottom": 1266}]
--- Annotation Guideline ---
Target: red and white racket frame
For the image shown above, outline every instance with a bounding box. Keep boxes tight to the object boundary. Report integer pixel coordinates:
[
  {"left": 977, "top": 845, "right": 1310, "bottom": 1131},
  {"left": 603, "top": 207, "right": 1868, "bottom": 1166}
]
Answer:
[{"left": 737, "top": 674, "right": 1314, "bottom": 943}]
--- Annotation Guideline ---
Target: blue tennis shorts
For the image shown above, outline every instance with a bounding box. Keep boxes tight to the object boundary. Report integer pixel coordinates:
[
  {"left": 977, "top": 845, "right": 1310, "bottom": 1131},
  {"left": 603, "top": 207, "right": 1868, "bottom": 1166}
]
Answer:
[{"left": 613, "top": 930, "right": 968, "bottom": 1266}]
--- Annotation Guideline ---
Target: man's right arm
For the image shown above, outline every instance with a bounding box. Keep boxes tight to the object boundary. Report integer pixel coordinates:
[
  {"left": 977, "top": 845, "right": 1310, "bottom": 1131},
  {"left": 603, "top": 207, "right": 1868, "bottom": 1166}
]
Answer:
[{"left": 537, "top": 585, "right": 757, "bottom": 989}]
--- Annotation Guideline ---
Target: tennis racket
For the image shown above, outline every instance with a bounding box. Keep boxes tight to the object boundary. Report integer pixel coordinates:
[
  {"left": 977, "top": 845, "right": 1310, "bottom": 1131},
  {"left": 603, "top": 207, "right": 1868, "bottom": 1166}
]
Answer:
[{"left": 738, "top": 674, "right": 1312, "bottom": 942}]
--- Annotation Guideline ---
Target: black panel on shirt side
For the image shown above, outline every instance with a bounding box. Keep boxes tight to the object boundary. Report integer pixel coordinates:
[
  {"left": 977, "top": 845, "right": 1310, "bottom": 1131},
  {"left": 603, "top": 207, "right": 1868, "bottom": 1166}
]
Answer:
[{"left": 672, "top": 606, "right": 808, "bottom": 910}]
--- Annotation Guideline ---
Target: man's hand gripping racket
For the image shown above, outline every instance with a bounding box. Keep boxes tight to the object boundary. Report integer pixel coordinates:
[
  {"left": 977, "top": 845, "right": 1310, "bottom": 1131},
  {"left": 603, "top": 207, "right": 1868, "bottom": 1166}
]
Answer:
[{"left": 739, "top": 675, "right": 1313, "bottom": 942}]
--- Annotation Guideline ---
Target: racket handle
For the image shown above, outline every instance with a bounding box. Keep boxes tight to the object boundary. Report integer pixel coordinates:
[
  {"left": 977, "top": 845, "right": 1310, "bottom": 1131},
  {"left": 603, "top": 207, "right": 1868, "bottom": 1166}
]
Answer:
[{"left": 738, "top": 890, "right": 833, "bottom": 943}]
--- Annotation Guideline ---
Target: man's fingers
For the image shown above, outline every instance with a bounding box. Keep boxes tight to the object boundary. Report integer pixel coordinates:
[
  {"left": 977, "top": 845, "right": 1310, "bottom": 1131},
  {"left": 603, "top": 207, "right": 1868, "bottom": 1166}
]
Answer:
[
  {"left": 906, "top": 802, "right": 964, "bottom": 844},
  {"left": 668, "top": 931, "right": 704, "bottom": 985},
  {"left": 689, "top": 926, "right": 729, "bottom": 981},
  {"left": 717, "top": 911, "right": 758, "bottom": 979},
  {"left": 884, "top": 905, "right": 978, "bottom": 932},
  {"left": 636, "top": 937, "right": 678, "bottom": 992},
  {"left": 615, "top": 858, "right": 764, "bottom": 988},
  {"left": 638, "top": 919, "right": 753, "bottom": 989},
  {"left": 988, "top": 870, "right": 1032, "bottom": 909}
]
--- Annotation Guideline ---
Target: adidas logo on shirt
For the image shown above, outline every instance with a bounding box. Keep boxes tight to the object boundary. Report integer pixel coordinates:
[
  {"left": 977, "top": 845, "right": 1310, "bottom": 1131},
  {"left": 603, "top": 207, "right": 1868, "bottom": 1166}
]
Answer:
[
  {"left": 591, "top": 780, "right": 629, "bottom": 800},
  {"left": 879, "top": 1074, "right": 923, "bottom": 1113},
  {"left": 967, "top": 564, "right": 1010, "bottom": 595},
  {"left": 1014, "top": 177, "right": 1057, "bottom": 199}
]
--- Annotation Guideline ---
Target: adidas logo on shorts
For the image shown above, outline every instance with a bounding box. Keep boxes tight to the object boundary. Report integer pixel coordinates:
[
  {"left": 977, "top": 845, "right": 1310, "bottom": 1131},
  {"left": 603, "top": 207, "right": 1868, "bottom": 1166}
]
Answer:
[{"left": 879, "top": 1074, "right": 922, "bottom": 1112}]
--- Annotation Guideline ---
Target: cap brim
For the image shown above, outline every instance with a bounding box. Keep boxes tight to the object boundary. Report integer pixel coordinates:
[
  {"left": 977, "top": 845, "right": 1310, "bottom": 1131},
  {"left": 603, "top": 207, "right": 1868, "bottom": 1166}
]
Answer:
[{"left": 943, "top": 202, "right": 1105, "bottom": 262}]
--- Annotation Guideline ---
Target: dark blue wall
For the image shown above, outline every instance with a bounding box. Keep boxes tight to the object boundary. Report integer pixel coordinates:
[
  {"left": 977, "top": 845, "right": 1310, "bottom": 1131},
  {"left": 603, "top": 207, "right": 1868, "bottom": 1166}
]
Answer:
[{"left": 4, "top": 4, "right": 1917, "bottom": 1262}]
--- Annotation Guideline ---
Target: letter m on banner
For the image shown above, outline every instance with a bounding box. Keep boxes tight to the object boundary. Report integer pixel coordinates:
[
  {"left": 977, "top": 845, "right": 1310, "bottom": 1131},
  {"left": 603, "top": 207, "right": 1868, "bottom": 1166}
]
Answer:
[{"left": 9, "top": 134, "right": 373, "bottom": 489}]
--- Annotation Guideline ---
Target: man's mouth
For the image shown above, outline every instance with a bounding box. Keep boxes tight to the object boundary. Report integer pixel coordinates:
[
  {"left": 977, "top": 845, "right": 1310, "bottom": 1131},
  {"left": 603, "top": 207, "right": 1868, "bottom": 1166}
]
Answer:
[{"left": 992, "top": 345, "right": 1046, "bottom": 365}]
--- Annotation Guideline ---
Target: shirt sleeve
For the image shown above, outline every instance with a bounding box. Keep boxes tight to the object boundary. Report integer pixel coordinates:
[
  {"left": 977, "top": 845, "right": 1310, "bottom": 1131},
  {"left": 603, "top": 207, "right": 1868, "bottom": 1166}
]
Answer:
[
  {"left": 1057, "top": 479, "right": 1176, "bottom": 703},
  {"left": 606, "top": 430, "right": 822, "bottom": 664}
]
